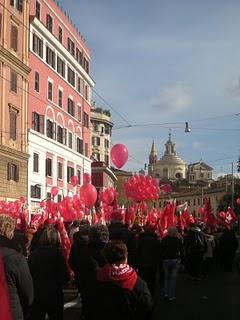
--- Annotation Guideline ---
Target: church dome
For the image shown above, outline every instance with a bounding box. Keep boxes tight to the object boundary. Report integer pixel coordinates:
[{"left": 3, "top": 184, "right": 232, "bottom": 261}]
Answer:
[{"left": 158, "top": 154, "right": 185, "bottom": 165}]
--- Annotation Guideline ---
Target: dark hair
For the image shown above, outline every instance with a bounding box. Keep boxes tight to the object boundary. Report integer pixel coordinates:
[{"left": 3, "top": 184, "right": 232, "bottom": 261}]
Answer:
[
  {"left": 89, "top": 224, "right": 109, "bottom": 242},
  {"left": 72, "top": 220, "right": 81, "bottom": 228},
  {"left": 80, "top": 219, "right": 90, "bottom": 226},
  {"left": 38, "top": 225, "right": 61, "bottom": 247},
  {"left": 103, "top": 240, "right": 127, "bottom": 264}
]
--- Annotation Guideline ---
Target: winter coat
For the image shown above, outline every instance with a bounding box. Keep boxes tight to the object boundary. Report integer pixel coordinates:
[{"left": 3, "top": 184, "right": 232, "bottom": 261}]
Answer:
[
  {"left": 136, "top": 231, "right": 161, "bottom": 269},
  {"left": 96, "top": 263, "right": 153, "bottom": 320},
  {"left": 184, "top": 228, "right": 207, "bottom": 254},
  {"left": 0, "top": 235, "right": 33, "bottom": 320},
  {"left": 28, "top": 246, "right": 70, "bottom": 302},
  {"left": 160, "top": 235, "right": 184, "bottom": 260}
]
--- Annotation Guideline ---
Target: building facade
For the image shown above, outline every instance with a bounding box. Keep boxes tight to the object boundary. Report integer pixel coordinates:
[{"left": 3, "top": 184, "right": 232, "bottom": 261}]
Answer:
[
  {"left": 90, "top": 105, "right": 116, "bottom": 190},
  {"left": 0, "top": 0, "right": 30, "bottom": 201},
  {"left": 90, "top": 106, "right": 113, "bottom": 166},
  {"left": 28, "top": 0, "right": 94, "bottom": 210},
  {"left": 148, "top": 133, "right": 186, "bottom": 181},
  {"left": 187, "top": 161, "right": 213, "bottom": 183}
]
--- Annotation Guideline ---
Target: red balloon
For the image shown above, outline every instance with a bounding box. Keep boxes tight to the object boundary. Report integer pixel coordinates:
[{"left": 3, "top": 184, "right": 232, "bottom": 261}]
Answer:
[
  {"left": 80, "top": 184, "right": 97, "bottom": 208},
  {"left": 70, "top": 175, "right": 79, "bottom": 187},
  {"left": 51, "top": 186, "right": 59, "bottom": 197},
  {"left": 236, "top": 198, "right": 240, "bottom": 205},
  {"left": 83, "top": 173, "right": 91, "bottom": 185},
  {"left": 19, "top": 196, "right": 26, "bottom": 204},
  {"left": 110, "top": 144, "right": 128, "bottom": 168}
]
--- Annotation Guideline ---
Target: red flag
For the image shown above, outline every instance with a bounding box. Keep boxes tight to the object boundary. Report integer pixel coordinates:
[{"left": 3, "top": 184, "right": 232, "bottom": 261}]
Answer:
[{"left": 0, "top": 255, "right": 12, "bottom": 320}]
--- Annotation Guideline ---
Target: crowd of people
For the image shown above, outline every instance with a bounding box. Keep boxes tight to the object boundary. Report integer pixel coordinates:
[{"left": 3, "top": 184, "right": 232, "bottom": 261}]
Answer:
[{"left": 0, "top": 213, "right": 239, "bottom": 320}]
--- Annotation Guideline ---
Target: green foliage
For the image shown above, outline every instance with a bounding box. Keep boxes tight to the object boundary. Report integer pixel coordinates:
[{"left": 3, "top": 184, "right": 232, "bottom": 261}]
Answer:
[{"left": 218, "top": 184, "right": 240, "bottom": 215}]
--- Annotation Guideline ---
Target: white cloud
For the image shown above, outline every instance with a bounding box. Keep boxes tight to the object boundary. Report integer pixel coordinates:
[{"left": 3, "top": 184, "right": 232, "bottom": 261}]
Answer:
[{"left": 150, "top": 84, "right": 192, "bottom": 113}]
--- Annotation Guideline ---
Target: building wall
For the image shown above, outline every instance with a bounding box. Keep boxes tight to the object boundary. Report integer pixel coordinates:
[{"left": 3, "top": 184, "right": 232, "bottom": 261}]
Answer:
[
  {"left": 159, "top": 188, "right": 226, "bottom": 215},
  {"left": 28, "top": 0, "right": 93, "bottom": 209},
  {"left": 91, "top": 110, "right": 112, "bottom": 166},
  {"left": 0, "top": 0, "right": 29, "bottom": 200},
  {"left": 152, "top": 162, "right": 186, "bottom": 180}
]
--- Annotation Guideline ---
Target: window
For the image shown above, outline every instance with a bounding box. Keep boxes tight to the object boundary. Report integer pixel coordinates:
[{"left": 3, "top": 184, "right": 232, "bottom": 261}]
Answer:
[
  {"left": 32, "top": 112, "right": 44, "bottom": 133},
  {"left": 104, "top": 155, "right": 109, "bottom": 166},
  {"left": 77, "top": 169, "right": 81, "bottom": 185},
  {"left": 46, "top": 14, "right": 53, "bottom": 33},
  {"left": 67, "top": 66, "right": 75, "bottom": 87},
  {"left": 77, "top": 76, "right": 82, "bottom": 93},
  {"left": 57, "top": 125, "right": 63, "bottom": 144},
  {"left": 68, "top": 132, "right": 73, "bottom": 149},
  {"left": 57, "top": 162, "right": 63, "bottom": 179},
  {"left": 58, "top": 89, "right": 63, "bottom": 108},
  {"left": 33, "top": 33, "right": 43, "bottom": 57},
  {"left": 104, "top": 139, "right": 109, "bottom": 148},
  {"left": 9, "top": 107, "right": 18, "bottom": 140},
  {"left": 46, "top": 158, "right": 52, "bottom": 176},
  {"left": 83, "top": 112, "right": 89, "bottom": 128},
  {"left": 77, "top": 105, "right": 81, "bottom": 122},
  {"left": 46, "top": 119, "right": 54, "bottom": 139},
  {"left": 83, "top": 58, "right": 89, "bottom": 74},
  {"left": 76, "top": 48, "right": 83, "bottom": 65},
  {"left": 105, "top": 125, "right": 111, "bottom": 135},
  {"left": 48, "top": 81, "right": 53, "bottom": 101},
  {"left": 34, "top": 72, "right": 39, "bottom": 92},
  {"left": 93, "top": 122, "right": 98, "bottom": 132},
  {"left": 92, "top": 136, "right": 100, "bottom": 146},
  {"left": 10, "top": 0, "right": 23, "bottom": 12},
  {"left": 67, "top": 166, "right": 74, "bottom": 183},
  {"left": 56, "top": 56, "right": 65, "bottom": 77},
  {"left": 36, "top": 1, "right": 40, "bottom": 19},
  {"left": 10, "top": 24, "right": 18, "bottom": 52},
  {"left": 10, "top": 71, "right": 17, "bottom": 93},
  {"left": 58, "top": 26, "right": 62, "bottom": 43},
  {"left": 76, "top": 138, "right": 83, "bottom": 154},
  {"left": 84, "top": 84, "right": 89, "bottom": 100},
  {"left": 85, "top": 143, "right": 88, "bottom": 157},
  {"left": 31, "top": 185, "right": 41, "bottom": 199},
  {"left": 46, "top": 46, "right": 55, "bottom": 69},
  {"left": 7, "top": 163, "right": 19, "bottom": 182},
  {"left": 57, "top": 195, "right": 62, "bottom": 202},
  {"left": 67, "top": 98, "right": 75, "bottom": 116},
  {"left": 33, "top": 153, "right": 39, "bottom": 172},
  {"left": 67, "top": 38, "right": 75, "bottom": 56}
]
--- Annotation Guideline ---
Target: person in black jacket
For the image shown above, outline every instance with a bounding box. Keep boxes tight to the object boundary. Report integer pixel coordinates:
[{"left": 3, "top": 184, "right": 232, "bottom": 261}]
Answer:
[
  {"left": 0, "top": 214, "right": 33, "bottom": 320},
  {"left": 160, "top": 227, "right": 184, "bottom": 301},
  {"left": 69, "top": 223, "right": 109, "bottom": 320},
  {"left": 136, "top": 226, "right": 161, "bottom": 296},
  {"left": 29, "top": 225, "right": 70, "bottom": 320},
  {"left": 219, "top": 227, "right": 238, "bottom": 271},
  {"left": 96, "top": 240, "right": 153, "bottom": 320},
  {"left": 184, "top": 224, "right": 207, "bottom": 280}
]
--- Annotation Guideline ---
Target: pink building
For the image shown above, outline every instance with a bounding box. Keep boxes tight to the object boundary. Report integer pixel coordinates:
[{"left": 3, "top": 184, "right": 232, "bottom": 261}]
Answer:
[{"left": 28, "top": 0, "right": 94, "bottom": 210}]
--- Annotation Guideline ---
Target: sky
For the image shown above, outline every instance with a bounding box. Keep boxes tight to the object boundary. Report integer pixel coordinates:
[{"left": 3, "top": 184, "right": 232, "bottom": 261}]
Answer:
[{"left": 58, "top": 0, "right": 240, "bottom": 176}]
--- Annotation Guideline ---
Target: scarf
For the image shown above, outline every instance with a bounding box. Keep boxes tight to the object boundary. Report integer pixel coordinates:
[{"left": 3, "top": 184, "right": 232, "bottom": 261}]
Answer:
[{"left": 97, "top": 263, "right": 137, "bottom": 290}]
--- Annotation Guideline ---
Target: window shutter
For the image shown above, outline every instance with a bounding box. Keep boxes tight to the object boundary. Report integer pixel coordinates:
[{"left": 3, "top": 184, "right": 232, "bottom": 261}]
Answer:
[
  {"left": 16, "top": 165, "right": 19, "bottom": 182},
  {"left": 40, "top": 115, "right": 45, "bottom": 134},
  {"left": 11, "top": 25, "right": 18, "bottom": 52},
  {"left": 53, "top": 122, "right": 56, "bottom": 140},
  {"left": 63, "top": 128, "right": 67, "bottom": 145},
  {"left": 10, "top": 0, "right": 14, "bottom": 6},
  {"left": 7, "top": 163, "right": 11, "bottom": 180}
]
